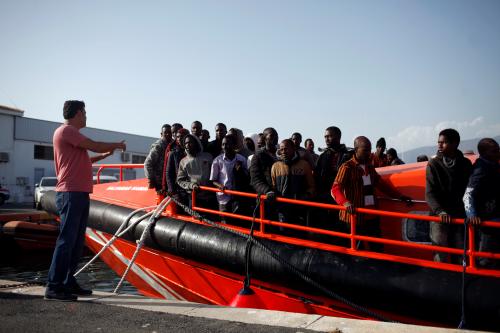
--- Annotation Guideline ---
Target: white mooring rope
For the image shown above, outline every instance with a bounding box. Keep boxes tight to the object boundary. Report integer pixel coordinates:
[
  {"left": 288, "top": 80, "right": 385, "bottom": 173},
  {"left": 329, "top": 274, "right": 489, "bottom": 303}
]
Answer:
[
  {"left": 113, "top": 196, "right": 172, "bottom": 293},
  {"left": 75, "top": 204, "right": 158, "bottom": 277}
]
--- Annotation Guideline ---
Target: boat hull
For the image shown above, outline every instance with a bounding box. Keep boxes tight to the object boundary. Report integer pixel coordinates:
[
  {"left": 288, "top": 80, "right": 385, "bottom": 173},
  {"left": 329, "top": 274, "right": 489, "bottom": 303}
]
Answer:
[
  {"left": 41, "top": 191, "right": 500, "bottom": 330},
  {"left": 2, "top": 220, "right": 58, "bottom": 251}
]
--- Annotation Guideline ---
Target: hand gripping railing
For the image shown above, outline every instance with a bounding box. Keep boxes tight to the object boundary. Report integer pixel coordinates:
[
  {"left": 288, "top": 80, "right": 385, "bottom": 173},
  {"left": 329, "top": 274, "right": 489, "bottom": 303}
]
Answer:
[{"left": 89, "top": 162, "right": 500, "bottom": 278}]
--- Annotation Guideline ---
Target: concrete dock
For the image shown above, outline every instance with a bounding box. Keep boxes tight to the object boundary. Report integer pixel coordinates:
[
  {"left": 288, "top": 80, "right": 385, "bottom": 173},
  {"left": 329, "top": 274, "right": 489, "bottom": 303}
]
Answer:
[{"left": 0, "top": 280, "right": 488, "bottom": 333}]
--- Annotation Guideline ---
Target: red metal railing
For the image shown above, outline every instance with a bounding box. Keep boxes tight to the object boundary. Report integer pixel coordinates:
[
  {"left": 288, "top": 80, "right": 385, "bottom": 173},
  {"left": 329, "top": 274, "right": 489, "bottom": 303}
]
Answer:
[
  {"left": 190, "top": 186, "right": 500, "bottom": 278},
  {"left": 94, "top": 163, "right": 144, "bottom": 182},
  {"left": 91, "top": 163, "right": 500, "bottom": 278}
]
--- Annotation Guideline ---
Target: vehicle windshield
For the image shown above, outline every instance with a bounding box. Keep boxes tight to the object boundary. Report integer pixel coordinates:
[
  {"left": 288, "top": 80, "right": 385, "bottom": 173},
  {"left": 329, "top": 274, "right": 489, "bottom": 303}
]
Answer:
[
  {"left": 41, "top": 178, "right": 57, "bottom": 186},
  {"left": 93, "top": 177, "right": 117, "bottom": 184}
]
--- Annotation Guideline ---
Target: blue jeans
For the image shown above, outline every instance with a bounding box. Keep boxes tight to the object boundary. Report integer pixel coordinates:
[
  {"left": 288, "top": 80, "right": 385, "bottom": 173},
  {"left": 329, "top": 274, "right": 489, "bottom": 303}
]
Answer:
[{"left": 47, "top": 192, "right": 89, "bottom": 291}]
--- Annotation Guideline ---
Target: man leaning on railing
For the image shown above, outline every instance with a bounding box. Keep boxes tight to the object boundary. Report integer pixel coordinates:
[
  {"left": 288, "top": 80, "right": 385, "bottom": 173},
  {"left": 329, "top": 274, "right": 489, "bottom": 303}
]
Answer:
[
  {"left": 463, "top": 138, "right": 500, "bottom": 268},
  {"left": 331, "top": 136, "right": 412, "bottom": 252},
  {"left": 426, "top": 129, "right": 472, "bottom": 264}
]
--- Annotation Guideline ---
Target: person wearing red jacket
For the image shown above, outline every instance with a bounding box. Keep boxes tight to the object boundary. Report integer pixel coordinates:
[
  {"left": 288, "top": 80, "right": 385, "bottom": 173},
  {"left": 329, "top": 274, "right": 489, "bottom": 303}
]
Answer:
[{"left": 331, "top": 136, "right": 412, "bottom": 251}]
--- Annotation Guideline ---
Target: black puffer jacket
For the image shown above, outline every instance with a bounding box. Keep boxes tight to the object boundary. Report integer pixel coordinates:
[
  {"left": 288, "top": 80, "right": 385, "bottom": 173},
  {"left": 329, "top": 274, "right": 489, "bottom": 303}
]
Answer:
[
  {"left": 250, "top": 148, "right": 277, "bottom": 195},
  {"left": 314, "top": 144, "right": 352, "bottom": 198}
]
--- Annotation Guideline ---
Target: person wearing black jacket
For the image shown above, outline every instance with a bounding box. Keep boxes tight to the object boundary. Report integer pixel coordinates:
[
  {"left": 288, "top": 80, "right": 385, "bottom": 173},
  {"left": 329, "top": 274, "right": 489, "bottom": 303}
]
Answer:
[
  {"left": 426, "top": 128, "right": 472, "bottom": 263},
  {"left": 463, "top": 138, "right": 500, "bottom": 267},
  {"left": 312, "top": 126, "right": 352, "bottom": 230},
  {"left": 166, "top": 128, "right": 189, "bottom": 206},
  {"left": 206, "top": 123, "right": 227, "bottom": 158},
  {"left": 250, "top": 127, "right": 278, "bottom": 197},
  {"left": 315, "top": 126, "right": 352, "bottom": 201}
]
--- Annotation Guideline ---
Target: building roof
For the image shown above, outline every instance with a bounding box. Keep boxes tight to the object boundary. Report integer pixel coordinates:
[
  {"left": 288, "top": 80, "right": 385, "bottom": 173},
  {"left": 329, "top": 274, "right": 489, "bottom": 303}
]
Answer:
[{"left": 0, "top": 104, "right": 24, "bottom": 117}]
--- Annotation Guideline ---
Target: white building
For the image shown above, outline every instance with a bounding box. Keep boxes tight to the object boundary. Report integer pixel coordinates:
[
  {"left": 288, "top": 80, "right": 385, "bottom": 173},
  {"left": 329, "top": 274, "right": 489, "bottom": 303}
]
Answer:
[{"left": 0, "top": 105, "right": 157, "bottom": 203}]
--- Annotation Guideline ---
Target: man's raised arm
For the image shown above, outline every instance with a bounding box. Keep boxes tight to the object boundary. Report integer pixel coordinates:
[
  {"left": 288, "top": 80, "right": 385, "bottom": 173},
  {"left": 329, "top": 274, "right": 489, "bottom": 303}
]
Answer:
[{"left": 78, "top": 138, "right": 126, "bottom": 154}]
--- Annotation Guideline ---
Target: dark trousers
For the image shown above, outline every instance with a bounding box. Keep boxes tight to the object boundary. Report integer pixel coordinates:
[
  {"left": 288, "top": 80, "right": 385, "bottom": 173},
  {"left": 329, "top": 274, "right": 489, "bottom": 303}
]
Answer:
[
  {"left": 47, "top": 192, "right": 89, "bottom": 291},
  {"left": 219, "top": 199, "right": 245, "bottom": 226},
  {"left": 430, "top": 222, "right": 464, "bottom": 263},
  {"left": 335, "top": 218, "right": 383, "bottom": 252},
  {"left": 188, "top": 192, "right": 218, "bottom": 221},
  {"left": 478, "top": 218, "right": 500, "bottom": 267}
]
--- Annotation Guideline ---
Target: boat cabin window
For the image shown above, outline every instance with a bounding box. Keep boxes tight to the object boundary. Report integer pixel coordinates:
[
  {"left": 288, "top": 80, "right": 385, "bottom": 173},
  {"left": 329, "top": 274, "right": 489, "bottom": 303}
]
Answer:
[{"left": 402, "top": 211, "right": 432, "bottom": 244}]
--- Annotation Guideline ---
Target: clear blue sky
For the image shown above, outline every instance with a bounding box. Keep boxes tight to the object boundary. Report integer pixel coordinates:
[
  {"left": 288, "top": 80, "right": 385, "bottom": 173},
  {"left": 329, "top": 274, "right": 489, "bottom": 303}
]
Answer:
[{"left": 1, "top": 0, "right": 499, "bottom": 157}]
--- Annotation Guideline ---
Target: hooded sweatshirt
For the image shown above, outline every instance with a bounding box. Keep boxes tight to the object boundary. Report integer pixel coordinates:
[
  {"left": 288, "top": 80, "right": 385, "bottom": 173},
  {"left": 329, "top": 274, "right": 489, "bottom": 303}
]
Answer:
[{"left": 177, "top": 137, "right": 213, "bottom": 193}]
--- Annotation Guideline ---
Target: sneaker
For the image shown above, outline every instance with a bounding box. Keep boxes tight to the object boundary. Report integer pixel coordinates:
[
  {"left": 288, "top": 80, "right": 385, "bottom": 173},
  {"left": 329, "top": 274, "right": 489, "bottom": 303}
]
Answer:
[
  {"left": 66, "top": 284, "right": 93, "bottom": 296},
  {"left": 44, "top": 291, "right": 78, "bottom": 302}
]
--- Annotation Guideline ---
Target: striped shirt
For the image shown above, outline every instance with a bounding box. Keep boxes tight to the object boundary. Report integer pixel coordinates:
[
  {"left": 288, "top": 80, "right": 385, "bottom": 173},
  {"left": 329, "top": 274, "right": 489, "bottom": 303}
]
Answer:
[{"left": 331, "top": 156, "right": 400, "bottom": 223}]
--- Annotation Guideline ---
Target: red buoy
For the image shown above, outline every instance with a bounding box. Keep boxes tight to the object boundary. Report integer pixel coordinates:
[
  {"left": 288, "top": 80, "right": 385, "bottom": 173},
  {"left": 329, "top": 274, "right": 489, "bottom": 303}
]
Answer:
[{"left": 229, "top": 285, "right": 266, "bottom": 309}]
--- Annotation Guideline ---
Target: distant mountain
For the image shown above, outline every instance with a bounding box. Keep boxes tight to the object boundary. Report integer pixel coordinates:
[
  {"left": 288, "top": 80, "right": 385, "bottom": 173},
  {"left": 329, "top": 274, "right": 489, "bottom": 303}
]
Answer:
[{"left": 400, "top": 135, "right": 500, "bottom": 163}]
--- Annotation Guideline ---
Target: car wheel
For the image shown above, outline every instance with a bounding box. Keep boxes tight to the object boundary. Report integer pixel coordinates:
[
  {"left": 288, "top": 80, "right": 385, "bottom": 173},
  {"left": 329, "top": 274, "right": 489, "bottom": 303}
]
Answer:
[{"left": 36, "top": 201, "right": 42, "bottom": 210}]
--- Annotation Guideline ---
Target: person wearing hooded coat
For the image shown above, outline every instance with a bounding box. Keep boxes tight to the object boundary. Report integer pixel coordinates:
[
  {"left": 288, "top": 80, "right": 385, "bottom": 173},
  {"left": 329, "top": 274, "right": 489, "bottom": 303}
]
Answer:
[{"left": 177, "top": 134, "right": 216, "bottom": 210}]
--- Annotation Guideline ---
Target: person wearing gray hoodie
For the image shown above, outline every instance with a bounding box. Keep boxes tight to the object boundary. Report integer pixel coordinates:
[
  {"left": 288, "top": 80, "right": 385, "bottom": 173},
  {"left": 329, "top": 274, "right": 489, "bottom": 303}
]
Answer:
[{"left": 177, "top": 134, "right": 216, "bottom": 210}]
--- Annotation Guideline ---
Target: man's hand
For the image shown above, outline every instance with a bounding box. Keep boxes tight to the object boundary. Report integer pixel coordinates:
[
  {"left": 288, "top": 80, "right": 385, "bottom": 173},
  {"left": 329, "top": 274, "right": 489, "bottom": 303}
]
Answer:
[
  {"left": 439, "top": 212, "right": 452, "bottom": 224},
  {"left": 90, "top": 150, "right": 114, "bottom": 163},
  {"left": 344, "top": 202, "right": 355, "bottom": 214},
  {"left": 467, "top": 216, "right": 481, "bottom": 225},
  {"left": 117, "top": 140, "right": 126, "bottom": 152},
  {"left": 213, "top": 182, "right": 226, "bottom": 191},
  {"left": 102, "top": 151, "right": 113, "bottom": 158},
  {"left": 192, "top": 184, "right": 200, "bottom": 191},
  {"left": 265, "top": 191, "right": 276, "bottom": 202},
  {"left": 400, "top": 195, "right": 413, "bottom": 206}
]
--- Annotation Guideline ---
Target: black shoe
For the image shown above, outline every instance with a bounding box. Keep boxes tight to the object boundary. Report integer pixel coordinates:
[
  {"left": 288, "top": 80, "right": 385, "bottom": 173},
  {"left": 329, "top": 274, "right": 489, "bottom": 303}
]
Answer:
[
  {"left": 66, "top": 284, "right": 93, "bottom": 296},
  {"left": 44, "top": 291, "right": 78, "bottom": 302}
]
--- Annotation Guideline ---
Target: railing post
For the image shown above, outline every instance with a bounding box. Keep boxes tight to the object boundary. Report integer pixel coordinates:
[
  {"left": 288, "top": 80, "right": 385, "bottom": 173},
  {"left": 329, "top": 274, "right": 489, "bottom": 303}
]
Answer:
[
  {"left": 259, "top": 195, "right": 266, "bottom": 234},
  {"left": 96, "top": 167, "right": 103, "bottom": 184},
  {"left": 119, "top": 166, "right": 123, "bottom": 181},
  {"left": 468, "top": 222, "right": 476, "bottom": 269},
  {"left": 350, "top": 214, "right": 357, "bottom": 250},
  {"left": 191, "top": 189, "right": 197, "bottom": 214}
]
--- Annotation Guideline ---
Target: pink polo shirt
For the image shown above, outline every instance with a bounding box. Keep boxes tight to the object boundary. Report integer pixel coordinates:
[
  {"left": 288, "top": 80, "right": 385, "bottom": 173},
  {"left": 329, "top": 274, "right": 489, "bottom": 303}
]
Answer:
[{"left": 53, "top": 124, "right": 93, "bottom": 193}]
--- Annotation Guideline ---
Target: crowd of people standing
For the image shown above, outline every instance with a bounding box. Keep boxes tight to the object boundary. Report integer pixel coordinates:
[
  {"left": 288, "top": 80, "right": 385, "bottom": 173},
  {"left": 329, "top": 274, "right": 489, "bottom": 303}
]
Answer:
[
  {"left": 43, "top": 100, "right": 499, "bottom": 303},
  {"left": 144, "top": 120, "right": 499, "bottom": 266}
]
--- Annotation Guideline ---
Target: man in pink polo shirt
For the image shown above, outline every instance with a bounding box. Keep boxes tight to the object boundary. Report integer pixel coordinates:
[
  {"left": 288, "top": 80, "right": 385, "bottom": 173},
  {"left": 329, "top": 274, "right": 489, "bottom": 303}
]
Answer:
[{"left": 45, "top": 100, "right": 126, "bottom": 301}]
